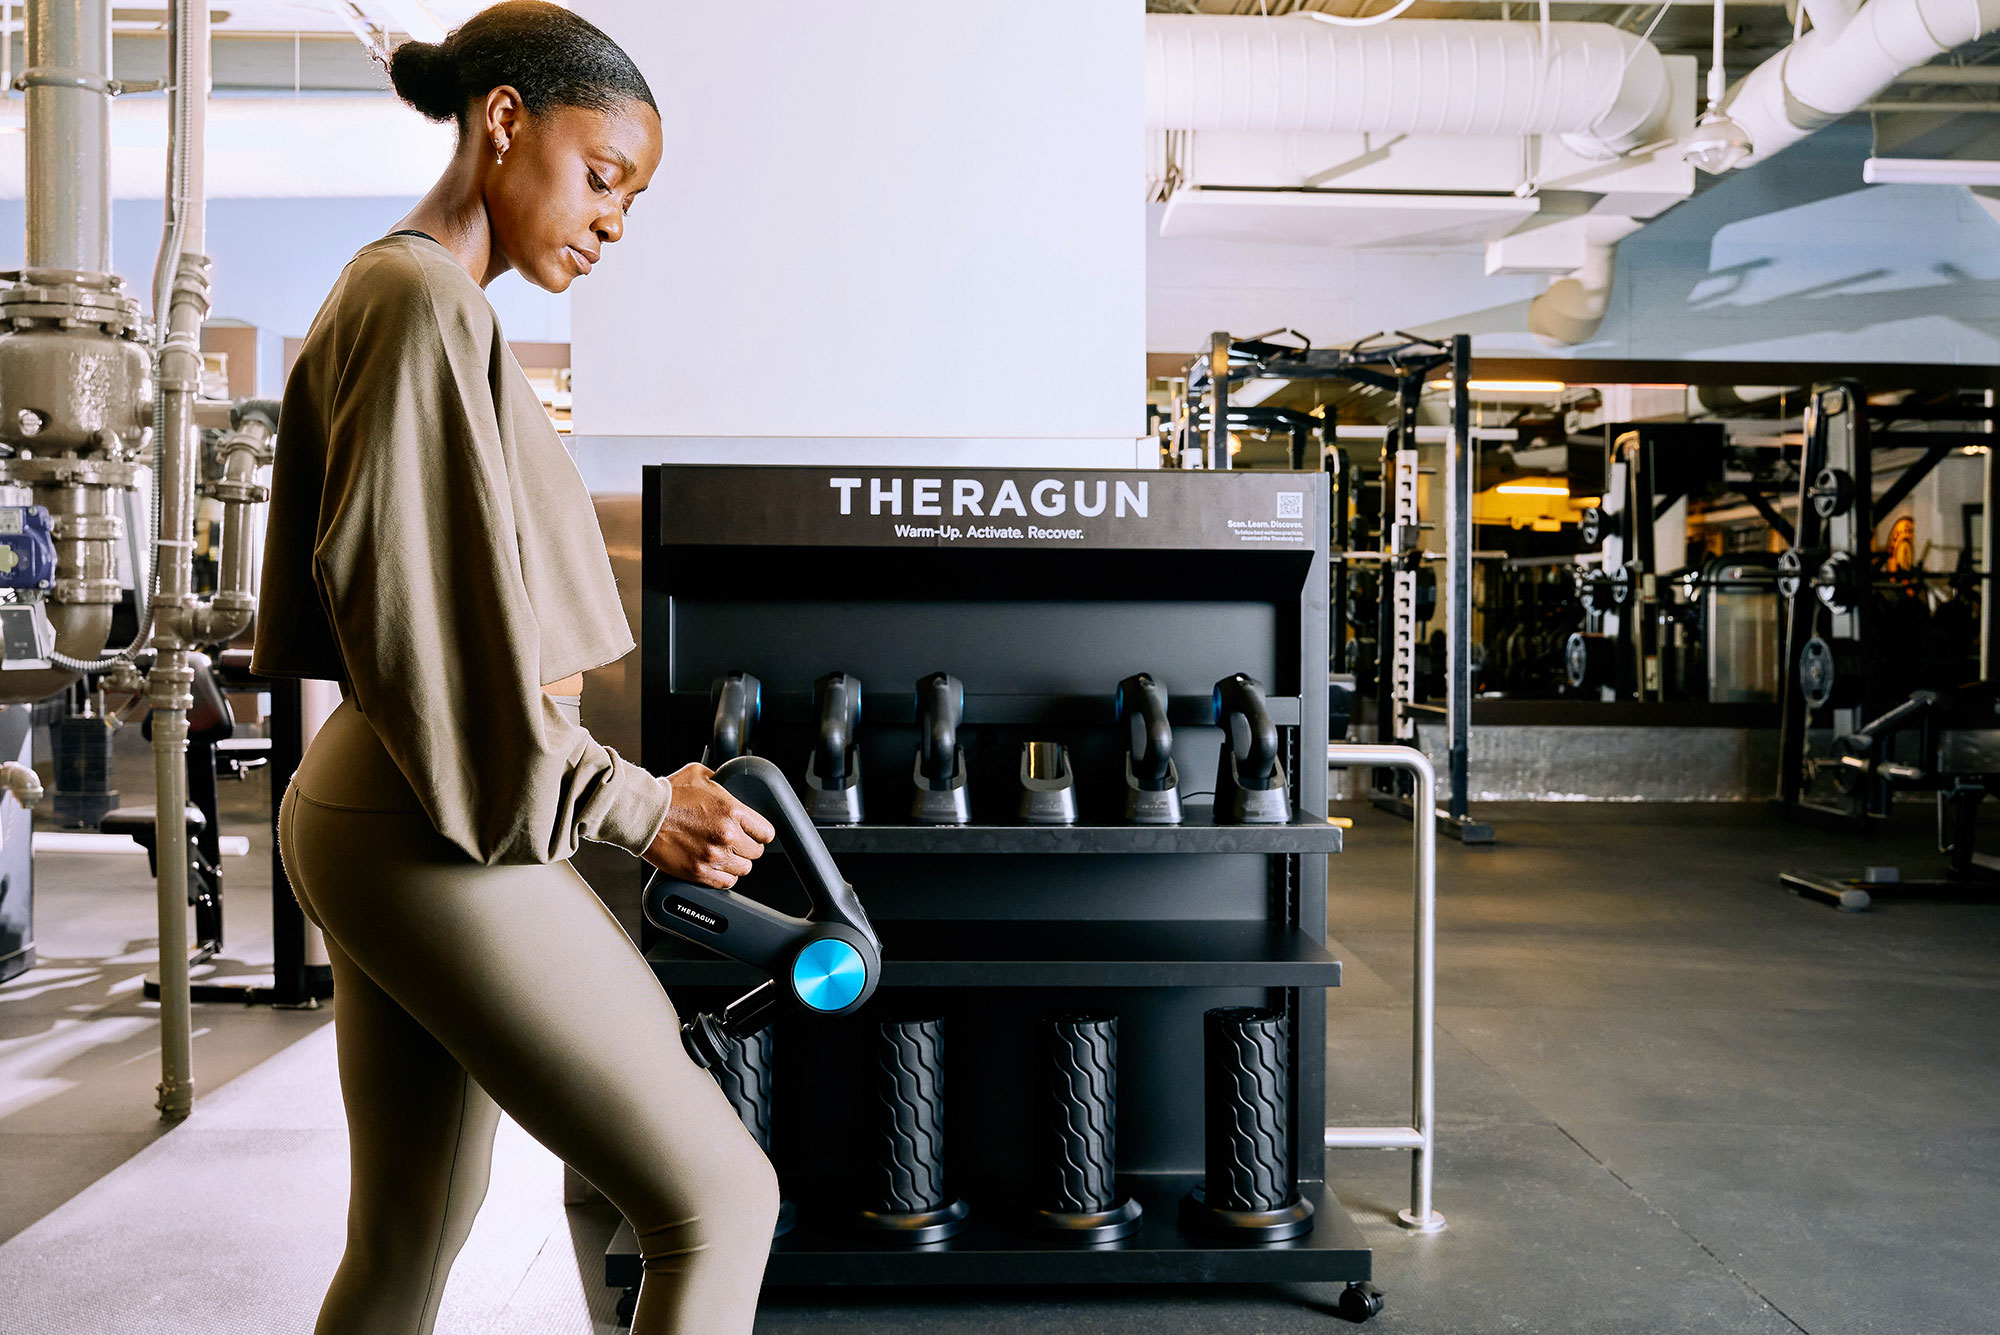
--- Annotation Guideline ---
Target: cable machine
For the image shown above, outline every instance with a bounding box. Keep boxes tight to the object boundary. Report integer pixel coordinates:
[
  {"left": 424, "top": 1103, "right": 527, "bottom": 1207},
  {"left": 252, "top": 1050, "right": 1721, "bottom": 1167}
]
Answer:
[{"left": 1773, "top": 381, "right": 2000, "bottom": 908}]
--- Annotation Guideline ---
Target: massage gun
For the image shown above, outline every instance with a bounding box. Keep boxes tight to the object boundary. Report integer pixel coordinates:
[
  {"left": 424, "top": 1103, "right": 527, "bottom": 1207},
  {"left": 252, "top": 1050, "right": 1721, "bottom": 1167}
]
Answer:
[
  {"left": 642, "top": 756, "right": 881, "bottom": 1071},
  {"left": 701, "top": 671, "right": 760, "bottom": 768},
  {"left": 1213, "top": 673, "right": 1291, "bottom": 824},
  {"left": 910, "top": 671, "right": 970, "bottom": 824},
  {"left": 1115, "top": 672, "right": 1182, "bottom": 825},
  {"left": 804, "top": 672, "right": 864, "bottom": 825}
]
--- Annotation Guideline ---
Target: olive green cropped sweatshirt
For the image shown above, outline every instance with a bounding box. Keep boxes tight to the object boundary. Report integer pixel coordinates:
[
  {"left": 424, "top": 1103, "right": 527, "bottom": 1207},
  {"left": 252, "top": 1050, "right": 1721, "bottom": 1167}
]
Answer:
[{"left": 252, "top": 232, "right": 670, "bottom": 866}]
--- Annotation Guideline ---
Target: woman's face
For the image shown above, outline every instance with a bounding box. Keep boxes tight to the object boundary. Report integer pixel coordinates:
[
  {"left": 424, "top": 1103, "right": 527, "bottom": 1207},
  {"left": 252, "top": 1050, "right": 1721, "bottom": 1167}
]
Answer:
[{"left": 488, "top": 99, "right": 664, "bottom": 294}]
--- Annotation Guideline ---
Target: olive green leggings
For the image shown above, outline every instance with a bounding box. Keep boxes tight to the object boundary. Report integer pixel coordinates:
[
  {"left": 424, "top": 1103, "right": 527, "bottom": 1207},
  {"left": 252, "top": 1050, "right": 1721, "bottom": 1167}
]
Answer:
[{"left": 277, "top": 699, "right": 778, "bottom": 1334}]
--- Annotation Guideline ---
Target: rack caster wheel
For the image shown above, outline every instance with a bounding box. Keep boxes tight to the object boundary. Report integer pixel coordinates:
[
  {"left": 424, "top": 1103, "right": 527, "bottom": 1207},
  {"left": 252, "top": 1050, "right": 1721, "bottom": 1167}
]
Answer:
[
  {"left": 614, "top": 1284, "right": 637, "bottom": 1326},
  {"left": 1334, "top": 1281, "right": 1384, "bottom": 1323}
]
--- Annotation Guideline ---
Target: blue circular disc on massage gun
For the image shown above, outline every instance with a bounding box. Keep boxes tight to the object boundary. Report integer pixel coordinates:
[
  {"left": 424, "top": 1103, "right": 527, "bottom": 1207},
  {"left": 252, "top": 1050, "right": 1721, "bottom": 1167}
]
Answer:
[{"left": 791, "top": 938, "right": 867, "bottom": 1012}]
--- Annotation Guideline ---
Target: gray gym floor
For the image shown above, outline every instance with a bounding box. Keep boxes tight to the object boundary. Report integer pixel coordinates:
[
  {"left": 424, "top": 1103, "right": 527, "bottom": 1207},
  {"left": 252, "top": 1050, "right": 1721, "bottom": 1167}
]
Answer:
[{"left": 2, "top": 730, "right": 1997, "bottom": 1332}]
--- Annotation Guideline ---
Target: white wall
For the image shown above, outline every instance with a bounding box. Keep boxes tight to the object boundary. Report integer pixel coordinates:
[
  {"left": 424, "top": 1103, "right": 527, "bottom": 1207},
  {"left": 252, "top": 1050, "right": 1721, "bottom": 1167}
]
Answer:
[{"left": 568, "top": 0, "right": 1144, "bottom": 442}]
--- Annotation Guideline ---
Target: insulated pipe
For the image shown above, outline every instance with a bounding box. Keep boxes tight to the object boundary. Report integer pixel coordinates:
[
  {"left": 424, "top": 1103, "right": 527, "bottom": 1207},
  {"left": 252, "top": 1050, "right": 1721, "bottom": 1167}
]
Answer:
[
  {"left": 148, "top": 0, "right": 208, "bottom": 1126},
  {"left": 1724, "top": 0, "right": 2000, "bottom": 167},
  {"left": 1525, "top": 217, "right": 1641, "bottom": 346},
  {"left": 1146, "top": 15, "right": 1674, "bottom": 155},
  {"left": 22, "top": 0, "right": 111, "bottom": 272}
]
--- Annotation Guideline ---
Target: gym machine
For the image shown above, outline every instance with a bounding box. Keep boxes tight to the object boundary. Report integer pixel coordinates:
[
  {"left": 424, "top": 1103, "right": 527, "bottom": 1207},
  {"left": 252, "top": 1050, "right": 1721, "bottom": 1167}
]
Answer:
[
  {"left": 1771, "top": 382, "right": 2000, "bottom": 908},
  {"left": 1564, "top": 423, "right": 1783, "bottom": 704},
  {"left": 1174, "top": 329, "right": 1490, "bottom": 843}
]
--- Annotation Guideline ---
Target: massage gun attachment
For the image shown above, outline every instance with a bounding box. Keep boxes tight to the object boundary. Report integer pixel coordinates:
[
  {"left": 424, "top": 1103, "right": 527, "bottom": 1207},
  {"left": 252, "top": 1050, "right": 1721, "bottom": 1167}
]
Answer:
[
  {"left": 910, "top": 671, "right": 971, "bottom": 825},
  {"left": 1213, "top": 674, "right": 1291, "bottom": 825},
  {"left": 640, "top": 756, "right": 882, "bottom": 1072},
  {"left": 1019, "top": 742, "right": 1078, "bottom": 826},
  {"left": 804, "top": 672, "right": 865, "bottom": 825},
  {"left": 701, "top": 670, "right": 761, "bottom": 768},
  {"left": 1115, "top": 673, "right": 1181, "bottom": 826}
]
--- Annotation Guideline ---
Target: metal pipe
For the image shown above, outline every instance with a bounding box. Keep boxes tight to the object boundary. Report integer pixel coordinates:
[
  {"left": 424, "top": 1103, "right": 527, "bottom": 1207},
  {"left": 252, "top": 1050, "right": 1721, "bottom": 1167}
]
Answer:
[
  {"left": 1324, "top": 741, "right": 1444, "bottom": 1233},
  {"left": 23, "top": 0, "right": 111, "bottom": 272},
  {"left": 148, "top": 0, "right": 208, "bottom": 1125},
  {"left": 1205, "top": 331, "right": 1230, "bottom": 471}
]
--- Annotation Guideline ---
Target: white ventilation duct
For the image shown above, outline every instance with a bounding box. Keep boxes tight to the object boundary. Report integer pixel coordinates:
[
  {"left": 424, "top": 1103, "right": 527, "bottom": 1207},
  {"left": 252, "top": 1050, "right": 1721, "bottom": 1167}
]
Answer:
[
  {"left": 1147, "top": 15, "right": 1675, "bottom": 156},
  {"left": 1524, "top": 217, "right": 1642, "bottom": 346},
  {"left": 1723, "top": 0, "right": 2000, "bottom": 167}
]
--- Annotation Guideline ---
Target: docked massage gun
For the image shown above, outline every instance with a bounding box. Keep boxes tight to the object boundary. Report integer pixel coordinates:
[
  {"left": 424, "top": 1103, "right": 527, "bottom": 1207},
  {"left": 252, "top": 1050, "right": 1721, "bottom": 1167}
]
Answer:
[
  {"left": 804, "top": 672, "right": 864, "bottom": 825},
  {"left": 1116, "top": 673, "right": 1182, "bottom": 825},
  {"left": 643, "top": 756, "right": 881, "bottom": 1071},
  {"left": 701, "top": 670, "right": 761, "bottom": 768},
  {"left": 911, "top": 671, "right": 971, "bottom": 824},
  {"left": 1213, "top": 673, "right": 1291, "bottom": 824}
]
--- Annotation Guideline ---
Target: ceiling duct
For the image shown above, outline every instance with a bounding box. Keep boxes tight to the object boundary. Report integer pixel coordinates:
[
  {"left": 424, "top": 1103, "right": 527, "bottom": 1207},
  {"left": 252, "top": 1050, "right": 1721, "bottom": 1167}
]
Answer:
[
  {"left": 1723, "top": 0, "right": 2000, "bottom": 168},
  {"left": 1146, "top": 14, "right": 1675, "bottom": 157}
]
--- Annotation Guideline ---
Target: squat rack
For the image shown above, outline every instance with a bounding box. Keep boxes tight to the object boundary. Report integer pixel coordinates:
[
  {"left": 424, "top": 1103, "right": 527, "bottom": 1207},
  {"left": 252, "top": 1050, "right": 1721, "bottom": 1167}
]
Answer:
[{"left": 1178, "top": 330, "right": 1493, "bottom": 844}]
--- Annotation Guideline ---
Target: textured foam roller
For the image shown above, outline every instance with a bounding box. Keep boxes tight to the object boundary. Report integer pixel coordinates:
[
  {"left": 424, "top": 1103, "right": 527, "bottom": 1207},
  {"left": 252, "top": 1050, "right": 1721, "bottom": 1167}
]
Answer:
[
  {"left": 1202, "top": 1006, "right": 1292, "bottom": 1212},
  {"left": 870, "top": 1017, "right": 949, "bottom": 1214},
  {"left": 1036, "top": 1013, "right": 1119, "bottom": 1214},
  {"left": 712, "top": 1026, "right": 775, "bottom": 1154}
]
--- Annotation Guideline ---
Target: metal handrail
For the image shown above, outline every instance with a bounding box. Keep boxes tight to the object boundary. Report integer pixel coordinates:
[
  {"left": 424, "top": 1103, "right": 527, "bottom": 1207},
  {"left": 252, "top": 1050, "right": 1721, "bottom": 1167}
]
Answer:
[{"left": 1325, "top": 742, "right": 1445, "bottom": 1234}]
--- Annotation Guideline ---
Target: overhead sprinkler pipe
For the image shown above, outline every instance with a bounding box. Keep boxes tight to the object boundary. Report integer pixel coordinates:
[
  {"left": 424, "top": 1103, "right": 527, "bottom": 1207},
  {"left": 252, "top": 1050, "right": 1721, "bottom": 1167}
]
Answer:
[{"left": 148, "top": 0, "right": 211, "bottom": 1126}]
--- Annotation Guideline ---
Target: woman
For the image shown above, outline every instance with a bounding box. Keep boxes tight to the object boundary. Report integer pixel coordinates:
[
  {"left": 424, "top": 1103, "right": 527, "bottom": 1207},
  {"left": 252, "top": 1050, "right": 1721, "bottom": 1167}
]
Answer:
[{"left": 253, "top": 5, "right": 781, "bottom": 1332}]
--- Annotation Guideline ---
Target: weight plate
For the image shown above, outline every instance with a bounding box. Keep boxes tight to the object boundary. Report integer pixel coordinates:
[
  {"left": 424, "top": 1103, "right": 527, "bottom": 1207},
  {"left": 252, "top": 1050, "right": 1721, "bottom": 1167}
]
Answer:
[{"left": 1809, "top": 467, "right": 1855, "bottom": 520}]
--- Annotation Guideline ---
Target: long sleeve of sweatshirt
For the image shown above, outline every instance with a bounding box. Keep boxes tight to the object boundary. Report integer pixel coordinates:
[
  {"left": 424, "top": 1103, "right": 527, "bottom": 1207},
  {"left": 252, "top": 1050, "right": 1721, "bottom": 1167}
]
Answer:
[{"left": 253, "top": 234, "right": 669, "bottom": 865}]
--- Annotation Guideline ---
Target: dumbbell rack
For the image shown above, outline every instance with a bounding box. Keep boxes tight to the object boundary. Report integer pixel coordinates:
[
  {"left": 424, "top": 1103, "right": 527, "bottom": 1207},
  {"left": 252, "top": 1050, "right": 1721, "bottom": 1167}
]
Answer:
[{"left": 610, "top": 464, "right": 1369, "bottom": 1300}]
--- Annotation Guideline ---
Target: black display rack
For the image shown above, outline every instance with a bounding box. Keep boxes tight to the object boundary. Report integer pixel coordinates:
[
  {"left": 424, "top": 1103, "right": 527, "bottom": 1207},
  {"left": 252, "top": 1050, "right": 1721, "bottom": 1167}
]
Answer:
[{"left": 609, "top": 464, "right": 1368, "bottom": 1308}]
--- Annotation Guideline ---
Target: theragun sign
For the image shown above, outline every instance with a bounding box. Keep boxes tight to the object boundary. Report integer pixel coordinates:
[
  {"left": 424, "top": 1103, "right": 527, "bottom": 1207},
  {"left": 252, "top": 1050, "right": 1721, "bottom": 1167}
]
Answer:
[{"left": 828, "top": 476, "right": 1151, "bottom": 520}]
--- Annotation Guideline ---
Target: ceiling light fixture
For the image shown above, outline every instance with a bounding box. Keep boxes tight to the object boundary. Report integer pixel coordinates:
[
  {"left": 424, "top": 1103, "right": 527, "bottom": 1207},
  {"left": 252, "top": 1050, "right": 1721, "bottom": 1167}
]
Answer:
[
  {"left": 1683, "top": 0, "right": 1753, "bottom": 173},
  {"left": 1862, "top": 156, "right": 2000, "bottom": 186},
  {"left": 1495, "top": 481, "right": 1572, "bottom": 496},
  {"left": 1430, "top": 378, "right": 1569, "bottom": 394}
]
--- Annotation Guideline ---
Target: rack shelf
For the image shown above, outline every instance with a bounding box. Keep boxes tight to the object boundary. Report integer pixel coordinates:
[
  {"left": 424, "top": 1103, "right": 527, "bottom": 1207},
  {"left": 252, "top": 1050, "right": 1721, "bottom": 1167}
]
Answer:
[
  {"left": 814, "top": 809, "right": 1342, "bottom": 856},
  {"left": 649, "top": 920, "right": 1342, "bottom": 989},
  {"left": 667, "top": 690, "right": 1304, "bottom": 729},
  {"left": 606, "top": 1175, "right": 1370, "bottom": 1289}
]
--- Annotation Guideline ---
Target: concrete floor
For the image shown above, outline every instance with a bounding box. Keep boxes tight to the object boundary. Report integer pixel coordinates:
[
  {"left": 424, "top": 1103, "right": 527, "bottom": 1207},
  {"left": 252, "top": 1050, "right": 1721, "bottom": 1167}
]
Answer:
[{"left": 3, "top": 730, "right": 1998, "bottom": 1331}]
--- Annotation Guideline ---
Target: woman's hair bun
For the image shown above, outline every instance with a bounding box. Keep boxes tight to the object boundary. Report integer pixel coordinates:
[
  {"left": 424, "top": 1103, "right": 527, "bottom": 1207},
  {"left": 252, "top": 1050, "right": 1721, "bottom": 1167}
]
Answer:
[{"left": 388, "top": 39, "right": 461, "bottom": 123}]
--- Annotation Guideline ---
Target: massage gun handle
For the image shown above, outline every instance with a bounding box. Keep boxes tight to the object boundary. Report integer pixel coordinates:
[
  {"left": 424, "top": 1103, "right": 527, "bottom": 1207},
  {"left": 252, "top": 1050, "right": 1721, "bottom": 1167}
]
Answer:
[
  {"left": 645, "top": 756, "right": 879, "bottom": 975},
  {"left": 915, "top": 672, "right": 963, "bottom": 786},
  {"left": 1214, "top": 673, "right": 1281, "bottom": 784},
  {"left": 703, "top": 671, "right": 760, "bottom": 768},
  {"left": 1116, "top": 672, "right": 1175, "bottom": 791},
  {"left": 813, "top": 672, "right": 863, "bottom": 782}
]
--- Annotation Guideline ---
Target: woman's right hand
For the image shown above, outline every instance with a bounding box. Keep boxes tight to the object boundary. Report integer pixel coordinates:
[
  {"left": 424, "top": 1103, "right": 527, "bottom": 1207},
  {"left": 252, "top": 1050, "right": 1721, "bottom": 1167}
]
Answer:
[{"left": 642, "top": 763, "right": 777, "bottom": 888}]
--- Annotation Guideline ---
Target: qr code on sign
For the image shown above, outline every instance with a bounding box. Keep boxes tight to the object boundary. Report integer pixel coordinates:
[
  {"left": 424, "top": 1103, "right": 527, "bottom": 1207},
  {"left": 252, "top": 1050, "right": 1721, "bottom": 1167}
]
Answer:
[{"left": 1276, "top": 492, "right": 1304, "bottom": 519}]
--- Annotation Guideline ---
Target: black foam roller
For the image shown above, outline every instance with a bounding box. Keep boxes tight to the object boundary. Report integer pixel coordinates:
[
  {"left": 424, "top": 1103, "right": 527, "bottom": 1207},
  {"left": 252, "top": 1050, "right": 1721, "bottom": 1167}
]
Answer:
[
  {"left": 870, "top": 1017, "right": 949, "bottom": 1215},
  {"left": 712, "top": 1026, "right": 775, "bottom": 1155},
  {"left": 1036, "top": 1013, "right": 1119, "bottom": 1214},
  {"left": 1202, "top": 1006, "right": 1292, "bottom": 1212}
]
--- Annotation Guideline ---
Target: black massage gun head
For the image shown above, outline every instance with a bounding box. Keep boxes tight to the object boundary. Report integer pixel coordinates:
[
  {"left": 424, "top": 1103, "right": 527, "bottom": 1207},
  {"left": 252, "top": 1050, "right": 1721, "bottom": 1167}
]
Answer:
[
  {"left": 914, "top": 672, "right": 965, "bottom": 785},
  {"left": 812, "top": 672, "right": 863, "bottom": 781},
  {"left": 705, "top": 671, "right": 762, "bottom": 767},
  {"left": 1115, "top": 672, "right": 1175, "bottom": 791},
  {"left": 1212, "top": 673, "right": 1280, "bottom": 783}
]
